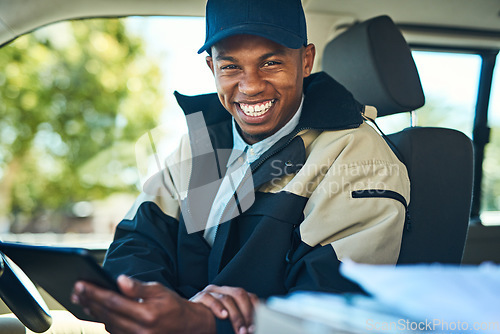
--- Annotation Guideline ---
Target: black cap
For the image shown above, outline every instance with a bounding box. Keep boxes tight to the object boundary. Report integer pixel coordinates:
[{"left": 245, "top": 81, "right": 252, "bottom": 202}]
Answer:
[{"left": 198, "top": 0, "right": 307, "bottom": 54}]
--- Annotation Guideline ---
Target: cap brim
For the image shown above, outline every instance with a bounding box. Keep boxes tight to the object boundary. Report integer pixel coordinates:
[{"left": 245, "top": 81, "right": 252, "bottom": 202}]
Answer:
[{"left": 197, "top": 23, "right": 306, "bottom": 54}]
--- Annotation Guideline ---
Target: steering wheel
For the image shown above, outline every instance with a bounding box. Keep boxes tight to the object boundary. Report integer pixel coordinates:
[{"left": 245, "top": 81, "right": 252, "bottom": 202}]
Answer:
[{"left": 0, "top": 252, "right": 52, "bottom": 333}]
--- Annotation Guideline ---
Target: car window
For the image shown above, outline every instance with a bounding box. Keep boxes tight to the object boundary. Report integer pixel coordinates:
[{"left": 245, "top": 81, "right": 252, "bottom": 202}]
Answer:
[
  {"left": 481, "top": 53, "right": 500, "bottom": 225},
  {"left": 376, "top": 51, "right": 481, "bottom": 136},
  {"left": 377, "top": 50, "right": 500, "bottom": 226},
  {"left": 0, "top": 16, "right": 214, "bottom": 247}
]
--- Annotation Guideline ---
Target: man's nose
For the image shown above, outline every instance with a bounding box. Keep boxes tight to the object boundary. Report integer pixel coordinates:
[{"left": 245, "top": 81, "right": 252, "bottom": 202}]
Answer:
[{"left": 238, "top": 70, "right": 266, "bottom": 96}]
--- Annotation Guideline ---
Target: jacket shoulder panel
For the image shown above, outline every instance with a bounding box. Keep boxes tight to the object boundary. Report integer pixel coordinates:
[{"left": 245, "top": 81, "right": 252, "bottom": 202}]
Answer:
[{"left": 283, "top": 122, "right": 410, "bottom": 264}]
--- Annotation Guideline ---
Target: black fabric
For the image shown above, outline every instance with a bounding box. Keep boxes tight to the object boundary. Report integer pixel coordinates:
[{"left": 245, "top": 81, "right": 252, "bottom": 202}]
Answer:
[
  {"left": 323, "top": 15, "right": 425, "bottom": 116},
  {"left": 103, "top": 202, "right": 180, "bottom": 290},
  {"left": 388, "top": 127, "right": 473, "bottom": 264},
  {"left": 174, "top": 91, "right": 230, "bottom": 124},
  {"left": 251, "top": 135, "right": 306, "bottom": 189},
  {"left": 285, "top": 241, "right": 365, "bottom": 294},
  {"left": 236, "top": 192, "right": 306, "bottom": 224},
  {"left": 299, "top": 72, "right": 364, "bottom": 129},
  {"left": 209, "top": 191, "right": 308, "bottom": 297},
  {"left": 175, "top": 220, "right": 211, "bottom": 298}
]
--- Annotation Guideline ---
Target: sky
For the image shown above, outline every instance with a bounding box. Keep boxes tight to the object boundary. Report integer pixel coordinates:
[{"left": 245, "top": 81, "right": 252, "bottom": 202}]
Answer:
[{"left": 127, "top": 17, "right": 214, "bottom": 127}]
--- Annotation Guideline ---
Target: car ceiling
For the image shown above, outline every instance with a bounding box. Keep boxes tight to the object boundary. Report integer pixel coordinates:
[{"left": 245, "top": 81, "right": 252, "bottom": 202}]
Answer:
[{"left": 0, "top": 0, "right": 499, "bottom": 49}]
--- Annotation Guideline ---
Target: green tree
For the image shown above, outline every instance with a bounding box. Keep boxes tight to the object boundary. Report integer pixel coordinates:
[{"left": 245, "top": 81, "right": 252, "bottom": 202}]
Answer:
[
  {"left": 0, "top": 19, "right": 163, "bottom": 232},
  {"left": 482, "top": 127, "right": 500, "bottom": 211}
]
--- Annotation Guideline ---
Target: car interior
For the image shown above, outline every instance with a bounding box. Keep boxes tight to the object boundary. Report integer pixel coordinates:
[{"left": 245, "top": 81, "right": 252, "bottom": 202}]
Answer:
[
  {"left": 323, "top": 15, "right": 474, "bottom": 264},
  {"left": 0, "top": 0, "right": 499, "bottom": 333}
]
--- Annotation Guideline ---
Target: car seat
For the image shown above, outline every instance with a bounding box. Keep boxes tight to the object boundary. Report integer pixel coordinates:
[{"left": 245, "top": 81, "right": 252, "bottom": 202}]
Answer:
[{"left": 323, "top": 15, "right": 474, "bottom": 264}]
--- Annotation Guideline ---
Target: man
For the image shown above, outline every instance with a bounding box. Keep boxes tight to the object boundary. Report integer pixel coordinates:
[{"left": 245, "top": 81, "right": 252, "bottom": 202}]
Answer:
[{"left": 72, "top": 0, "right": 410, "bottom": 333}]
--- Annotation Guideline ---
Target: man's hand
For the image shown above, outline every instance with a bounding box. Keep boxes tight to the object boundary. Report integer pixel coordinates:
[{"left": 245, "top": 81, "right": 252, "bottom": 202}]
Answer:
[
  {"left": 71, "top": 275, "right": 216, "bottom": 334},
  {"left": 190, "top": 285, "right": 259, "bottom": 334}
]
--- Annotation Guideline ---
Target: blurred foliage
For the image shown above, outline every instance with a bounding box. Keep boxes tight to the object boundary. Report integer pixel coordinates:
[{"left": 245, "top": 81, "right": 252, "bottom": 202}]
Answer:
[
  {"left": 482, "top": 127, "right": 500, "bottom": 211},
  {"left": 0, "top": 19, "right": 163, "bottom": 231}
]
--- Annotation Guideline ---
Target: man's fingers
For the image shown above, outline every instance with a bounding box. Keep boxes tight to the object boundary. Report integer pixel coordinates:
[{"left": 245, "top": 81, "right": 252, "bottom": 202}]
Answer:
[
  {"left": 190, "top": 292, "right": 229, "bottom": 319},
  {"left": 192, "top": 286, "right": 248, "bottom": 334},
  {"left": 191, "top": 285, "right": 259, "bottom": 333},
  {"left": 249, "top": 292, "right": 260, "bottom": 308},
  {"left": 73, "top": 280, "right": 159, "bottom": 324},
  {"left": 73, "top": 279, "right": 217, "bottom": 333},
  {"left": 117, "top": 275, "right": 166, "bottom": 300},
  {"left": 73, "top": 281, "right": 134, "bottom": 317},
  {"left": 76, "top": 290, "right": 142, "bottom": 334},
  {"left": 215, "top": 294, "right": 247, "bottom": 334},
  {"left": 73, "top": 282, "right": 142, "bottom": 333},
  {"left": 207, "top": 286, "right": 255, "bottom": 328}
]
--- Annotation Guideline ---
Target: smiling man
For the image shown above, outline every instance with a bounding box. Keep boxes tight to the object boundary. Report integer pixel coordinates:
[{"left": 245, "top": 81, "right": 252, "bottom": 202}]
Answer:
[
  {"left": 207, "top": 34, "right": 313, "bottom": 144},
  {"left": 72, "top": 0, "right": 410, "bottom": 333}
]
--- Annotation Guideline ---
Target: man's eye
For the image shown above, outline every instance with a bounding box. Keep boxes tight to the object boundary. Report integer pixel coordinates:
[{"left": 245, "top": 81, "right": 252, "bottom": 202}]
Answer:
[
  {"left": 263, "top": 61, "right": 281, "bottom": 67},
  {"left": 221, "top": 64, "right": 238, "bottom": 70}
]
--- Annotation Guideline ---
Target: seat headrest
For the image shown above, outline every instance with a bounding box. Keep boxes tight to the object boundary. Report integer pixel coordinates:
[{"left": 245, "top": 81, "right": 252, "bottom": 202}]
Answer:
[{"left": 323, "top": 15, "right": 425, "bottom": 117}]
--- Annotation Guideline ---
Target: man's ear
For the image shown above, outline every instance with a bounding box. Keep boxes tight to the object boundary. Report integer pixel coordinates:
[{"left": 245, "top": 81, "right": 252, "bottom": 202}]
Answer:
[
  {"left": 302, "top": 43, "right": 316, "bottom": 78},
  {"left": 206, "top": 56, "right": 215, "bottom": 75}
]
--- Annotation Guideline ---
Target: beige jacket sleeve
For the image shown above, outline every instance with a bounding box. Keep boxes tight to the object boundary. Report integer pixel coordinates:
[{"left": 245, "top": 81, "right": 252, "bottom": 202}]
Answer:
[{"left": 285, "top": 122, "right": 410, "bottom": 264}]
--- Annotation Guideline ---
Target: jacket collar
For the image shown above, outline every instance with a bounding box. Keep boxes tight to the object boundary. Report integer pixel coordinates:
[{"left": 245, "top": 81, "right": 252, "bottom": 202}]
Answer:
[{"left": 174, "top": 71, "right": 363, "bottom": 132}]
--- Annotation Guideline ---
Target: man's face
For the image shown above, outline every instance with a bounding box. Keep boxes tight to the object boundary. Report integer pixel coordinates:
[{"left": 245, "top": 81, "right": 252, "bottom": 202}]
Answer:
[{"left": 206, "top": 35, "right": 315, "bottom": 144}]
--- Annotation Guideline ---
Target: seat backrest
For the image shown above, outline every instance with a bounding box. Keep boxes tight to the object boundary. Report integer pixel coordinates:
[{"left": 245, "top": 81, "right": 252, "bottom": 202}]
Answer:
[{"left": 323, "top": 15, "right": 474, "bottom": 264}]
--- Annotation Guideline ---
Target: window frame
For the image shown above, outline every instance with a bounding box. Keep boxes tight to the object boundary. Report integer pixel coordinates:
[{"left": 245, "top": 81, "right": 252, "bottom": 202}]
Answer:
[{"left": 409, "top": 43, "right": 500, "bottom": 224}]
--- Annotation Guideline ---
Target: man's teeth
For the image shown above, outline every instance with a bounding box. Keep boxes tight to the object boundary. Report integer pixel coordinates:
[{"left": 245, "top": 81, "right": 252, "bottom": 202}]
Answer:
[{"left": 239, "top": 100, "right": 274, "bottom": 116}]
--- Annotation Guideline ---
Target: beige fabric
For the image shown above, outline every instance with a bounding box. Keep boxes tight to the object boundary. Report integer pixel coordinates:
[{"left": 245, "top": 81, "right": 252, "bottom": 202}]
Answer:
[
  {"left": 301, "top": 123, "right": 409, "bottom": 264},
  {"left": 261, "top": 122, "right": 410, "bottom": 265}
]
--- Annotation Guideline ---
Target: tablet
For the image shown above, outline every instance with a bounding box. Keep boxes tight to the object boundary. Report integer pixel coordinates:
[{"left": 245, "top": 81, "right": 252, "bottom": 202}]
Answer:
[{"left": 0, "top": 242, "right": 119, "bottom": 322}]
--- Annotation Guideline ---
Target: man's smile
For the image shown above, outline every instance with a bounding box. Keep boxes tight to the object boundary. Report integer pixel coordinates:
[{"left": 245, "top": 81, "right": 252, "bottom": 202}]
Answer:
[
  {"left": 208, "top": 34, "right": 313, "bottom": 144},
  {"left": 237, "top": 99, "right": 276, "bottom": 117}
]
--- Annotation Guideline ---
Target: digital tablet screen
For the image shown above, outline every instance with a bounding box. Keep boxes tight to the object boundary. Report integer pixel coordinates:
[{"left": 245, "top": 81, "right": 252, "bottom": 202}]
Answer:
[{"left": 0, "top": 242, "right": 119, "bottom": 322}]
